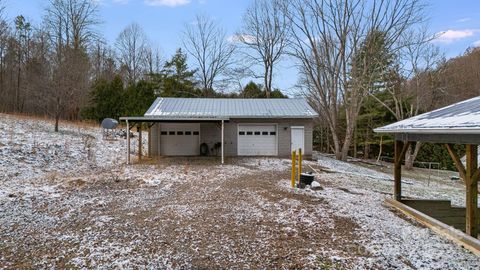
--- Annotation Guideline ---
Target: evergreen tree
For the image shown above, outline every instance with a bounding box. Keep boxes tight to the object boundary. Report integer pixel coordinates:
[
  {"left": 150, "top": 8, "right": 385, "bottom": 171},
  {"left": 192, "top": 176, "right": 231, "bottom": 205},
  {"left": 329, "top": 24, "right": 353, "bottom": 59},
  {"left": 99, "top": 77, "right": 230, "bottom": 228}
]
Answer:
[
  {"left": 352, "top": 29, "right": 395, "bottom": 95},
  {"left": 81, "top": 75, "right": 124, "bottom": 121},
  {"left": 155, "top": 48, "right": 199, "bottom": 97},
  {"left": 352, "top": 30, "right": 398, "bottom": 158},
  {"left": 241, "top": 81, "right": 263, "bottom": 98},
  {"left": 123, "top": 80, "right": 157, "bottom": 116},
  {"left": 240, "top": 81, "right": 287, "bottom": 98}
]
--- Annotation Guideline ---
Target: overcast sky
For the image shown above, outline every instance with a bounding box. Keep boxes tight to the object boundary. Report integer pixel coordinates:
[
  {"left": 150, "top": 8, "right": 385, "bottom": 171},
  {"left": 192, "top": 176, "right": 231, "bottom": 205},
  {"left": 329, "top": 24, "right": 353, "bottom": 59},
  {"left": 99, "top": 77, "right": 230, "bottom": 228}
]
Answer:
[{"left": 5, "top": 0, "right": 480, "bottom": 95}]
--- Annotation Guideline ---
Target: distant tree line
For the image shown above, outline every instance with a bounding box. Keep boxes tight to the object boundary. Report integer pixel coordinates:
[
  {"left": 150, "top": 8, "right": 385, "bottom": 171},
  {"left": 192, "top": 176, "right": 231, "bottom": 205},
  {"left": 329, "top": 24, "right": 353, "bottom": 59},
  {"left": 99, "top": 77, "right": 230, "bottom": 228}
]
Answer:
[
  {"left": 0, "top": 0, "right": 287, "bottom": 132},
  {"left": 82, "top": 48, "right": 286, "bottom": 122},
  {"left": 0, "top": 0, "right": 477, "bottom": 170}
]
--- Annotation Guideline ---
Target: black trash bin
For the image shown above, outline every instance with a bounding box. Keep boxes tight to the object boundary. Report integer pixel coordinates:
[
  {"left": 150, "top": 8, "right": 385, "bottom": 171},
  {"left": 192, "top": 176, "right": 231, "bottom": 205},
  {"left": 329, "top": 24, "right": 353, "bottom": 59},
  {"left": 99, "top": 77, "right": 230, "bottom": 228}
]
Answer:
[{"left": 300, "top": 172, "right": 314, "bottom": 185}]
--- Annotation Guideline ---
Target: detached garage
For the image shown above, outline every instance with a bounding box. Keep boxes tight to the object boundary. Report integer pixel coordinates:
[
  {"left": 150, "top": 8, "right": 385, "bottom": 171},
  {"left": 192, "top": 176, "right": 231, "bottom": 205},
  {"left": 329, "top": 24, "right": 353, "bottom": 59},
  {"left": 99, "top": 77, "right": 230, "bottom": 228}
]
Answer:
[{"left": 120, "top": 97, "right": 318, "bottom": 164}]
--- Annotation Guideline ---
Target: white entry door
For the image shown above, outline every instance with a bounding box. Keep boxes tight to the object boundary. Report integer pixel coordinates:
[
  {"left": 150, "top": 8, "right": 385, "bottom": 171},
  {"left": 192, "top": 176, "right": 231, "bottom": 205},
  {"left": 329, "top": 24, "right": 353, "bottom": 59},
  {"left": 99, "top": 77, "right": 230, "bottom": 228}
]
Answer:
[
  {"left": 291, "top": 126, "right": 305, "bottom": 153},
  {"left": 160, "top": 123, "right": 200, "bottom": 156},
  {"left": 238, "top": 125, "right": 277, "bottom": 156}
]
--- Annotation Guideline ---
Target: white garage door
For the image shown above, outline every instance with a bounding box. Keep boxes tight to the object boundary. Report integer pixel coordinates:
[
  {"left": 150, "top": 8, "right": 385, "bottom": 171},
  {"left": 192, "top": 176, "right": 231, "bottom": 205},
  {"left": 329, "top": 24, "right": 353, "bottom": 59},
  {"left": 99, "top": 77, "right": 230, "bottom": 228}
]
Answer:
[
  {"left": 160, "top": 123, "right": 200, "bottom": 156},
  {"left": 238, "top": 125, "right": 277, "bottom": 156}
]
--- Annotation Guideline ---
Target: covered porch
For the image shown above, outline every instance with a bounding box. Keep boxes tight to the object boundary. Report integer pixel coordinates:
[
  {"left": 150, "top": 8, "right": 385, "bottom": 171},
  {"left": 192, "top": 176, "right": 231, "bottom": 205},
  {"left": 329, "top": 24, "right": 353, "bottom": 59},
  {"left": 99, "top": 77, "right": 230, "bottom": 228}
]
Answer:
[
  {"left": 119, "top": 116, "right": 228, "bottom": 165},
  {"left": 375, "top": 97, "right": 480, "bottom": 255}
]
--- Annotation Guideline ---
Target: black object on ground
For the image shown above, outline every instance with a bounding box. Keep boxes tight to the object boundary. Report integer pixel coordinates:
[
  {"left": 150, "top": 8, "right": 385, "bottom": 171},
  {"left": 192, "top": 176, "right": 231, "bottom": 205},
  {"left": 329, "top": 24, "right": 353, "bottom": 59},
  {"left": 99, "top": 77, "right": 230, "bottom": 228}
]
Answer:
[
  {"left": 300, "top": 172, "right": 315, "bottom": 185},
  {"left": 200, "top": 143, "right": 209, "bottom": 156}
]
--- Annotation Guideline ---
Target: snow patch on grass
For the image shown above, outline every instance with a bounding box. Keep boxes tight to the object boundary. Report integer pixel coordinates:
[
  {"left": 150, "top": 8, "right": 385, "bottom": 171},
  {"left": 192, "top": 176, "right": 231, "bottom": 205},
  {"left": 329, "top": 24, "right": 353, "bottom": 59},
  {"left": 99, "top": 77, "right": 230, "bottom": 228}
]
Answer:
[{"left": 280, "top": 155, "right": 480, "bottom": 269}]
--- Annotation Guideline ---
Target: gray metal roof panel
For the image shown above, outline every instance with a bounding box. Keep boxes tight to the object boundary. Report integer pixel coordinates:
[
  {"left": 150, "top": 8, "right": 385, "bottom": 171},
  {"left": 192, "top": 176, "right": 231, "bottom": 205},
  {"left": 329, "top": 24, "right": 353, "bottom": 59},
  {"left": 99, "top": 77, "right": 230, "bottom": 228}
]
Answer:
[
  {"left": 144, "top": 98, "right": 318, "bottom": 118},
  {"left": 375, "top": 96, "right": 480, "bottom": 134}
]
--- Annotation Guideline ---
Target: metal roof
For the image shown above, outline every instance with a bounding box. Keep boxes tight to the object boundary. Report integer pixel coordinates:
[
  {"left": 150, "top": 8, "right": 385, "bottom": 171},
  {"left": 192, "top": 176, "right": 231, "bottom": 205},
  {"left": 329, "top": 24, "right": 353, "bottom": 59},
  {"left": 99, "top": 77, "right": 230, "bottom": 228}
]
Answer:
[
  {"left": 119, "top": 116, "right": 228, "bottom": 122},
  {"left": 143, "top": 97, "right": 318, "bottom": 119},
  {"left": 374, "top": 96, "right": 480, "bottom": 134}
]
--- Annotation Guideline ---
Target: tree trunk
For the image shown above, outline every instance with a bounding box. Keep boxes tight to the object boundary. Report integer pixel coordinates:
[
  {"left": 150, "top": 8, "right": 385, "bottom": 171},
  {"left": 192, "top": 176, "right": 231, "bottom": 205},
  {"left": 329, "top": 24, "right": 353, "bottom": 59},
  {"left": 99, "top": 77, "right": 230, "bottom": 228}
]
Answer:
[
  {"left": 376, "top": 136, "right": 383, "bottom": 163},
  {"left": 326, "top": 126, "right": 330, "bottom": 154},
  {"left": 264, "top": 63, "right": 271, "bottom": 98},
  {"left": 332, "top": 131, "right": 342, "bottom": 160},
  {"left": 54, "top": 97, "right": 61, "bottom": 132},
  {"left": 54, "top": 114, "right": 59, "bottom": 132},
  {"left": 364, "top": 141, "right": 370, "bottom": 159},
  {"left": 353, "top": 126, "right": 357, "bottom": 158},
  {"left": 404, "top": 142, "right": 422, "bottom": 170},
  {"left": 340, "top": 111, "right": 357, "bottom": 161},
  {"left": 365, "top": 117, "right": 372, "bottom": 159},
  {"left": 341, "top": 133, "right": 352, "bottom": 161}
]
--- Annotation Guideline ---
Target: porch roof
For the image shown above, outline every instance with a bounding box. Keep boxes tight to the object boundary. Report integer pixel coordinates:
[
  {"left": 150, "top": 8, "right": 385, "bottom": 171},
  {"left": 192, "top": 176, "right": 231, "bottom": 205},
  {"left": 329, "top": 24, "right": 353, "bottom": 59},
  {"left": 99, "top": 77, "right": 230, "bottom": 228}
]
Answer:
[{"left": 374, "top": 96, "right": 480, "bottom": 135}]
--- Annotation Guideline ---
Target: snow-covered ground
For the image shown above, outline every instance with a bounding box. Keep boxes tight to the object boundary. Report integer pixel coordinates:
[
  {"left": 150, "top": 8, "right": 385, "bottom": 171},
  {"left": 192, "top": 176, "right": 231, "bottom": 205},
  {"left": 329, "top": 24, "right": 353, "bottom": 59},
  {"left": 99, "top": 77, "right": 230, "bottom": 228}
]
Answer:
[
  {"left": 0, "top": 114, "right": 478, "bottom": 269},
  {"left": 281, "top": 155, "right": 479, "bottom": 269},
  {"left": 314, "top": 153, "right": 471, "bottom": 207},
  {"left": 0, "top": 114, "right": 127, "bottom": 201}
]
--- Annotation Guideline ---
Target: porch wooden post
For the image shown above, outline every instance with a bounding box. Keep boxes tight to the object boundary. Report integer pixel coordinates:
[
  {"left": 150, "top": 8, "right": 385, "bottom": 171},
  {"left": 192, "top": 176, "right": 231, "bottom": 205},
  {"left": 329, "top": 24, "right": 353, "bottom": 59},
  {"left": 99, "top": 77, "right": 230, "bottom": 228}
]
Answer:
[
  {"left": 394, "top": 140, "right": 411, "bottom": 201},
  {"left": 465, "top": 144, "right": 478, "bottom": 237},
  {"left": 394, "top": 140, "right": 403, "bottom": 201},
  {"left": 221, "top": 120, "right": 224, "bottom": 164},
  {"left": 138, "top": 125, "right": 142, "bottom": 161},
  {"left": 126, "top": 120, "right": 130, "bottom": 165},
  {"left": 148, "top": 125, "right": 152, "bottom": 158}
]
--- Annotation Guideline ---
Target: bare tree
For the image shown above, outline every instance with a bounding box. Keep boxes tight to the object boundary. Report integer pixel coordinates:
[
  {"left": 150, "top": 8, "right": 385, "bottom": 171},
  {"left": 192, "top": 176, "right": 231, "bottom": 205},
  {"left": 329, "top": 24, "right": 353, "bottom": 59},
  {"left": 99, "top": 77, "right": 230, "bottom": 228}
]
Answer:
[
  {"left": 145, "top": 45, "right": 162, "bottom": 75},
  {"left": 182, "top": 14, "right": 234, "bottom": 96},
  {"left": 45, "top": 0, "right": 100, "bottom": 50},
  {"left": 0, "top": 1, "right": 8, "bottom": 111},
  {"left": 285, "top": 0, "right": 425, "bottom": 160},
  {"left": 91, "top": 40, "right": 117, "bottom": 82},
  {"left": 13, "top": 15, "right": 32, "bottom": 113},
  {"left": 392, "top": 29, "right": 443, "bottom": 169},
  {"left": 238, "top": 0, "right": 288, "bottom": 98},
  {"left": 44, "top": 0, "right": 100, "bottom": 131},
  {"left": 116, "top": 22, "right": 148, "bottom": 84}
]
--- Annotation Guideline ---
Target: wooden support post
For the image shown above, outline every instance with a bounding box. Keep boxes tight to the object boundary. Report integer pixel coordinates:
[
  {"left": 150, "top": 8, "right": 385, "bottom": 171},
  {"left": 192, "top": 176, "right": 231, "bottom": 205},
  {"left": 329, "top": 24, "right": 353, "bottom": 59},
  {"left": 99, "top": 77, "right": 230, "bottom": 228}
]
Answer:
[
  {"left": 291, "top": 151, "right": 296, "bottom": 188},
  {"left": 126, "top": 120, "right": 130, "bottom": 165},
  {"left": 148, "top": 125, "right": 152, "bottom": 158},
  {"left": 465, "top": 144, "right": 478, "bottom": 237},
  {"left": 138, "top": 125, "right": 142, "bottom": 161},
  {"left": 298, "top": 148, "right": 302, "bottom": 182},
  {"left": 394, "top": 140, "right": 410, "bottom": 201},
  {"left": 394, "top": 140, "right": 403, "bottom": 201},
  {"left": 221, "top": 120, "right": 224, "bottom": 164}
]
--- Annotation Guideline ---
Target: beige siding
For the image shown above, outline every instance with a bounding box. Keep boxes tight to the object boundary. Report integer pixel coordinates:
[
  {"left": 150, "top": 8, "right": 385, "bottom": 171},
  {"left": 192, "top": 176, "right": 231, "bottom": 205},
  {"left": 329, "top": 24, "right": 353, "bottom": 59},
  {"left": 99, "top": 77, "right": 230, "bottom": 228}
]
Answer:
[
  {"left": 149, "top": 123, "right": 160, "bottom": 156},
  {"left": 231, "top": 118, "right": 313, "bottom": 157},
  {"left": 148, "top": 118, "right": 314, "bottom": 158}
]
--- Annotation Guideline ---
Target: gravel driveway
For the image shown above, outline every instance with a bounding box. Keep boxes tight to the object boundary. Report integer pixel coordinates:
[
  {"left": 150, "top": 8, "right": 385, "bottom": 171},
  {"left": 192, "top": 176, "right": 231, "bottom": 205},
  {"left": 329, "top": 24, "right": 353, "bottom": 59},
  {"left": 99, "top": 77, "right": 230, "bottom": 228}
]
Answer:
[{"left": 0, "top": 158, "right": 366, "bottom": 269}]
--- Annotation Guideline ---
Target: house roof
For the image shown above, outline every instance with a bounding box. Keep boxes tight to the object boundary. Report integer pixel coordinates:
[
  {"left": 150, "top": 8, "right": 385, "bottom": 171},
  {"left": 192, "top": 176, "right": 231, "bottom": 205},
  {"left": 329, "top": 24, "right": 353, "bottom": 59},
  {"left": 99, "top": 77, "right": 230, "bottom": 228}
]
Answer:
[
  {"left": 142, "top": 97, "right": 318, "bottom": 119},
  {"left": 374, "top": 96, "right": 480, "bottom": 134}
]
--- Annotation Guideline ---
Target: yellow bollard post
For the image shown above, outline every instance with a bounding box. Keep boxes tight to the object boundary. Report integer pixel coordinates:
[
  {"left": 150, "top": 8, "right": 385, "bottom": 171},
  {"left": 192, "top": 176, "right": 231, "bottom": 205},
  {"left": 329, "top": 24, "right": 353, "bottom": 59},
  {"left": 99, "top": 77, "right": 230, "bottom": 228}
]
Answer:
[
  {"left": 298, "top": 148, "right": 302, "bottom": 183},
  {"left": 291, "top": 150, "right": 296, "bottom": 188}
]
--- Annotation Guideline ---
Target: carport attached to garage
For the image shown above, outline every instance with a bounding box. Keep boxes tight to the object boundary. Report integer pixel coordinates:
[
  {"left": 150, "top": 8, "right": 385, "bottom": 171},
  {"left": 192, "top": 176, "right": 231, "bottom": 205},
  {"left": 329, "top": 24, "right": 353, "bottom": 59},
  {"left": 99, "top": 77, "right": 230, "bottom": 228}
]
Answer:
[
  {"left": 119, "top": 117, "right": 228, "bottom": 164},
  {"left": 120, "top": 97, "right": 318, "bottom": 162}
]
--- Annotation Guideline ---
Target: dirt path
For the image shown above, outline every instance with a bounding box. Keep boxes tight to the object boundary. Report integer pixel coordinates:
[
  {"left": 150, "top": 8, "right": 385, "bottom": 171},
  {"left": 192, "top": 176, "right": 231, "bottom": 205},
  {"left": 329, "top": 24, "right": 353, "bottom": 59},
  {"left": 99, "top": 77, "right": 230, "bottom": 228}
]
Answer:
[{"left": 0, "top": 160, "right": 370, "bottom": 269}]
